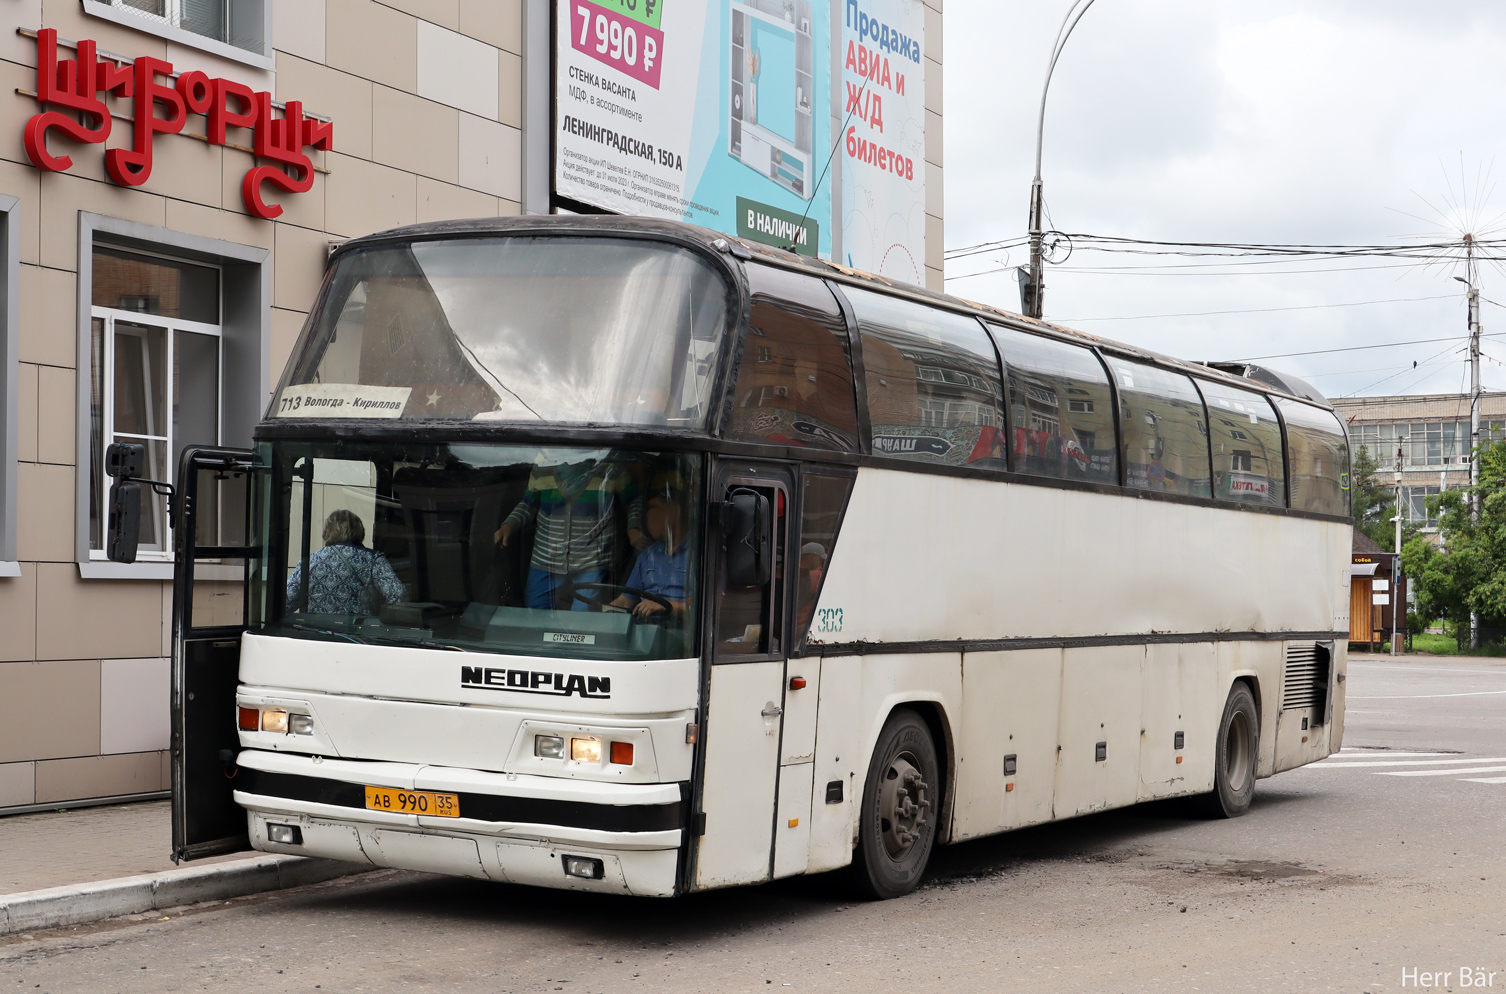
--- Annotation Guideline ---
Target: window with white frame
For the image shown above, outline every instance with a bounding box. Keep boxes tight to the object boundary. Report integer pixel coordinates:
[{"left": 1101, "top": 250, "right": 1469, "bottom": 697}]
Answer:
[
  {"left": 89, "top": 244, "right": 221, "bottom": 560},
  {"left": 86, "top": 0, "right": 270, "bottom": 64}
]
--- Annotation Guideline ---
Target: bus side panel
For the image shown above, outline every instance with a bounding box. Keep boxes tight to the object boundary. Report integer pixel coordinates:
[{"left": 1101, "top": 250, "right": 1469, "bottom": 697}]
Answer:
[
  {"left": 807, "top": 655, "right": 861, "bottom": 874},
  {"left": 1139, "top": 642, "right": 1218, "bottom": 800},
  {"left": 809, "top": 470, "right": 1345, "bottom": 648},
  {"left": 953, "top": 649, "right": 1061, "bottom": 841},
  {"left": 1054, "top": 645, "right": 1144, "bottom": 819}
]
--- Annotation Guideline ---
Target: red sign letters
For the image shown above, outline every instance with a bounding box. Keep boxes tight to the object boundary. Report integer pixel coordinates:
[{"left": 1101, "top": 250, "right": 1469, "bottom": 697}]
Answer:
[{"left": 23, "top": 29, "right": 333, "bottom": 220}]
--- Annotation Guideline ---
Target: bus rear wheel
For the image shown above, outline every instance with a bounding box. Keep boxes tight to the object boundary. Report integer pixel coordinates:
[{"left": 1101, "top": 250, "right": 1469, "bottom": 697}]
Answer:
[
  {"left": 1201, "top": 682, "right": 1259, "bottom": 818},
  {"left": 850, "top": 709, "right": 939, "bottom": 899}
]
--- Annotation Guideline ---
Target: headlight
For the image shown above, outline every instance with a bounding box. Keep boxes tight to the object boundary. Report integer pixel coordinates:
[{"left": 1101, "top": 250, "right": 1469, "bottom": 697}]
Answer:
[
  {"left": 288, "top": 714, "right": 314, "bottom": 736},
  {"left": 535, "top": 734, "right": 566, "bottom": 759},
  {"left": 260, "top": 708, "right": 288, "bottom": 733},
  {"left": 570, "top": 736, "right": 601, "bottom": 763}
]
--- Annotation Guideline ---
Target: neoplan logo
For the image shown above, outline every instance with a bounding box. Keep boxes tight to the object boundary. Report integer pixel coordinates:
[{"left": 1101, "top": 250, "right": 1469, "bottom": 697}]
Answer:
[{"left": 461, "top": 666, "right": 611, "bottom": 699}]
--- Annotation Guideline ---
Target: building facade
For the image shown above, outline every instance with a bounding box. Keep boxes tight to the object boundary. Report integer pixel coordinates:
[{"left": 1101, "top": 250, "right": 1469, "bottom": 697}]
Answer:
[
  {"left": 1332, "top": 392, "right": 1506, "bottom": 532},
  {"left": 0, "top": 0, "right": 945, "bottom": 812}
]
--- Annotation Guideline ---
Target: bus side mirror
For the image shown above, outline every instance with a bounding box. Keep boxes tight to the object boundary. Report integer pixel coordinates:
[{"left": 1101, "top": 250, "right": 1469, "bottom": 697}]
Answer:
[
  {"left": 107, "top": 480, "right": 142, "bottom": 564},
  {"left": 105, "top": 442, "right": 146, "bottom": 564},
  {"left": 722, "top": 490, "right": 771, "bottom": 587},
  {"left": 106, "top": 442, "right": 145, "bottom": 481}
]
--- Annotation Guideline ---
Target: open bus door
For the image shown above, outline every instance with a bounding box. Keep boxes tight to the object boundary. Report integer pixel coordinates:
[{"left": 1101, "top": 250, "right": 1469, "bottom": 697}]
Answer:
[
  {"left": 169, "top": 447, "right": 259, "bottom": 861},
  {"left": 691, "top": 462, "right": 793, "bottom": 889}
]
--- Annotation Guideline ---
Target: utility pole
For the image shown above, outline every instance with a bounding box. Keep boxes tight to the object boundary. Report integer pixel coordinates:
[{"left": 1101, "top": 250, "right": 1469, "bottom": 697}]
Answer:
[
  {"left": 1023, "top": 0, "right": 1098, "bottom": 319},
  {"left": 1394, "top": 445, "right": 1403, "bottom": 656},
  {"left": 1465, "top": 235, "right": 1482, "bottom": 649}
]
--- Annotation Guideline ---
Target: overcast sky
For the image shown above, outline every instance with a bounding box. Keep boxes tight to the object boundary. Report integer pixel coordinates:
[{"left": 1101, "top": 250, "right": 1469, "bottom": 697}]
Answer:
[{"left": 943, "top": 0, "right": 1506, "bottom": 401}]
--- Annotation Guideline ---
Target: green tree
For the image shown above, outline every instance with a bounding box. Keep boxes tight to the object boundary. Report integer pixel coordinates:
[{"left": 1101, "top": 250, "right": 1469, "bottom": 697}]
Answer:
[
  {"left": 1402, "top": 438, "right": 1506, "bottom": 642},
  {"left": 1351, "top": 444, "right": 1417, "bottom": 551}
]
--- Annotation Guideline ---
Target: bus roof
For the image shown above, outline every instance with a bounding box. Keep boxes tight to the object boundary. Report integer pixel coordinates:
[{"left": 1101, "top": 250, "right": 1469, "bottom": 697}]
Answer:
[{"left": 329, "top": 215, "right": 1334, "bottom": 412}]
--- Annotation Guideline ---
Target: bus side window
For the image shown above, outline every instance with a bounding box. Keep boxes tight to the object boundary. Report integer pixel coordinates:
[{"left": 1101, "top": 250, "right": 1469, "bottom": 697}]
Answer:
[
  {"left": 793, "top": 472, "right": 853, "bottom": 651},
  {"left": 716, "top": 483, "right": 787, "bottom": 657},
  {"left": 724, "top": 266, "right": 858, "bottom": 452},
  {"left": 989, "top": 325, "right": 1117, "bottom": 483},
  {"left": 1198, "top": 380, "right": 1286, "bottom": 506},
  {"left": 1276, "top": 399, "right": 1351, "bottom": 515},
  {"left": 1106, "top": 358, "right": 1212, "bottom": 499},
  {"left": 846, "top": 288, "right": 1006, "bottom": 468}
]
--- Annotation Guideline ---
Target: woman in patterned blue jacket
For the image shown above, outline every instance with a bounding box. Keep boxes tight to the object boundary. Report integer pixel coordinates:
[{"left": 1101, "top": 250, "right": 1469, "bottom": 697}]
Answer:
[{"left": 286, "top": 509, "right": 406, "bottom": 616}]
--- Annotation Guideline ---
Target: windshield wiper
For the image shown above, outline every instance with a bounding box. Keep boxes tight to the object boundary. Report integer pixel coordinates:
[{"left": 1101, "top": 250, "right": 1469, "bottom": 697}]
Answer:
[
  {"left": 285, "top": 622, "right": 369, "bottom": 644},
  {"left": 354, "top": 631, "right": 470, "bottom": 652}
]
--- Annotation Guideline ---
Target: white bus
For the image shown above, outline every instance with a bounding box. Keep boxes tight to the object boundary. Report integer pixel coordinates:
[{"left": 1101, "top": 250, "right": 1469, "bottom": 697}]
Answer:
[{"left": 108, "top": 217, "right": 1352, "bottom": 899}]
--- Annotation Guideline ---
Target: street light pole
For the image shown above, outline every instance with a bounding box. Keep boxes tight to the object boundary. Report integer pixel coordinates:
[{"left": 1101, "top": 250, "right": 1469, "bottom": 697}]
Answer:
[
  {"left": 1463, "top": 240, "right": 1482, "bottom": 648},
  {"left": 1394, "top": 446, "right": 1403, "bottom": 656},
  {"left": 1024, "top": 0, "right": 1099, "bottom": 319}
]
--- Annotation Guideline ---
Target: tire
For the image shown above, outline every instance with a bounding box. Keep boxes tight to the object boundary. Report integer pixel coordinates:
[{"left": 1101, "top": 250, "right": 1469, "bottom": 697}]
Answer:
[
  {"left": 849, "top": 709, "right": 940, "bottom": 899},
  {"left": 1200, "top": 682, "right": 1259, "bottom": 818}
]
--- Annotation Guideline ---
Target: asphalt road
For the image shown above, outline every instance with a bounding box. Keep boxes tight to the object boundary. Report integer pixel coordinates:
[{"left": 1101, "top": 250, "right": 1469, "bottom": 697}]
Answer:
[{"left": 5, "top": 655, "right": 1506, "bottom": 994}]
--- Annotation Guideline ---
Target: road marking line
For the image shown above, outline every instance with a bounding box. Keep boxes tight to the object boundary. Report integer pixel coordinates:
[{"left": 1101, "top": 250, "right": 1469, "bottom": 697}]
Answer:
[
  {"left": 1461, "top": 777, "right": 1506, "bottom": 784},
  {"left": 1334, "top": 751, "right": 1457, "bottom": 757},
  {"left": 1316, "top": 757, "right": 1506, "bottom": 768},
  {"left": 1377, "top": 765, "right": 1506, "bottom": 777},
  {"left": 1348, "top": 690, "right": 1506, "bottom": 700}
]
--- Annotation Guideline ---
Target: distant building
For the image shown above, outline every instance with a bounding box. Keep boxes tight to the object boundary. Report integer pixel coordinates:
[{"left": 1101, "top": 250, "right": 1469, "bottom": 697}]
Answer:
[{"left": 1331, "top": 392, "right": 1506, "bottom": 534}]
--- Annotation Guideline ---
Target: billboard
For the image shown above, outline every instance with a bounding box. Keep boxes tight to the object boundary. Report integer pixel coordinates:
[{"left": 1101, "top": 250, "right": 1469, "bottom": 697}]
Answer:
[
  {"left": 555, "top": 0, "right": 926, "bottom": 278},
  {"left": 839, "top": 0, "right": 927, "bottom": 284}
]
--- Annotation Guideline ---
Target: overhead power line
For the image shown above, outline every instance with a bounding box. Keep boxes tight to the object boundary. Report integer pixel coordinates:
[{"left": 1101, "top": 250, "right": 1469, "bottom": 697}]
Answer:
[
  {"left": 1057, "top": 294, "right": 1455, "bottom": 323},
  {"left": 946, "top": 232, "right": 1506, "bottom": 263},
  {"left": 1228, "top": 329, "right": 1506, "bottom": 361}
]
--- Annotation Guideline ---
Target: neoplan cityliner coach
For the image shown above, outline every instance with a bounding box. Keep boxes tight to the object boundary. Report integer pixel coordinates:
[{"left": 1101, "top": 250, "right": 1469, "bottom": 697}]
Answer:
[{"left": 104, "top": 216, "right": 1353, "bottom": 899}]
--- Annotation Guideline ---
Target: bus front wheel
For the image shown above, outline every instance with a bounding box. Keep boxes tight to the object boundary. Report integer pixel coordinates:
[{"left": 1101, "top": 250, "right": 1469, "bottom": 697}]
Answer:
[
  {"left": 850, "top": 709, "right": 939, "bottom": 899},
  {"left": 1201, "top": 681, "right": 1259, "bottom": 818}
]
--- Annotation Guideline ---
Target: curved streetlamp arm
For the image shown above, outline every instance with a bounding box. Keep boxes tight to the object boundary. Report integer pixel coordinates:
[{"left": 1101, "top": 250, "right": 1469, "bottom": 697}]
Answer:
[
  {"left": 1026, "top": 0, "right": 1099, "bottom": 318},
  {"left": 1034, "top": 0, "right": 1099, "bottom": 185}
]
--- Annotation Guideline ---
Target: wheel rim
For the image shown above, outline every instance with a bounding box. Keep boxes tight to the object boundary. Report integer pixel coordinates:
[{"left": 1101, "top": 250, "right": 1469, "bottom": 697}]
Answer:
[
  {"left": 1225, "top": 707, "right": 1253, "bottom": 788},
  {"left": 878, "top": 753, "right": 931, "bottom": 860}
]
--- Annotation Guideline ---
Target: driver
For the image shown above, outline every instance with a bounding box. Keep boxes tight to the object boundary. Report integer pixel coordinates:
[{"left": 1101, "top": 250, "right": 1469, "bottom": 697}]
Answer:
[{"left": 611, "top": 488, "right": 689, "bottom": 621}]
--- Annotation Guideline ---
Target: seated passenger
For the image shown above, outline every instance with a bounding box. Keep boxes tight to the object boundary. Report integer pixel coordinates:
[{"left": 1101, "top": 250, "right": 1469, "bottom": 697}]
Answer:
[
  {"left": 286, "top": 509, "right": 406, "bottom": 615},
  {"left": 495, "top": 453, "right": 644, "bottom": 611},
  {"left": 612, "top": 489, "right": 689, "bottom": 621},
  {"left": 795, "top": 541, "right": 827, "bottom": 633}
]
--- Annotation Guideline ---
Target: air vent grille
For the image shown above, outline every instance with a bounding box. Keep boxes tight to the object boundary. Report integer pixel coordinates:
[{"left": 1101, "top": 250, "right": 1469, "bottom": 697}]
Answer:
[{"left": 1282, "top": 643, "right": 1330, "bottom": 712}]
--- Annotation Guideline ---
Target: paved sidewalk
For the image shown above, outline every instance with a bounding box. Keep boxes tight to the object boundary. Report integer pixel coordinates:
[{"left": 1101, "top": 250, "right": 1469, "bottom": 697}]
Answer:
[
  {"left": 0, "top": 800, "right": 255, "bottom": 894},
  {"left": 1351, "top": 650, "right": 1506, "bottom": 665}
]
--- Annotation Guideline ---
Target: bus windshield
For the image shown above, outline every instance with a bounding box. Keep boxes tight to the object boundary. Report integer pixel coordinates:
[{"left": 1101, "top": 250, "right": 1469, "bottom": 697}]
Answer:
[
  {"left": 272, "top": 237, "right": 730, "bottom": 427},
  {"left": 250, "top": 440, "right": 702, "bottom": 662}
]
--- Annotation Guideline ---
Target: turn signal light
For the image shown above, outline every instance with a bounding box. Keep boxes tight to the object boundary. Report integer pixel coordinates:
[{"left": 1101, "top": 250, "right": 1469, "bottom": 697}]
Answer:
[
  {"left": 238, "top": 707, "right": 259, "bottom": 731},
  {"left": 609, "top": 741, "right": 634, "bottom": 766}
]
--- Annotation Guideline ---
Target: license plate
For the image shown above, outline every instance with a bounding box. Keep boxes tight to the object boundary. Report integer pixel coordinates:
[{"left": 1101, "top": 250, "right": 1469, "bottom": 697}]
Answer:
[{"left": 364, "top": 785, "right": 460, "bottom": 818}]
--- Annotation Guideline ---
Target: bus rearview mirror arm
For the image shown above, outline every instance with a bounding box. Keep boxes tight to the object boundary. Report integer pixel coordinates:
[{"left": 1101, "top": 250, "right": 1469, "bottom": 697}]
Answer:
[
  {"left": 721, "top": 489, "right": 771, "bottom": 588},
  {"left": 104, "top": 442, "right": 178, "bottom": 565}
]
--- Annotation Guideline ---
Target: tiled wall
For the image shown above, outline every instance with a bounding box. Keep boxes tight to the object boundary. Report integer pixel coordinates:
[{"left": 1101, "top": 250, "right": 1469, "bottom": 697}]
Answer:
[
  {"left": 924, "top": 0, "right": 943, "bottom": 291},
  {"left": 0, "top": 0, "right": 526, "bottom": 810}
]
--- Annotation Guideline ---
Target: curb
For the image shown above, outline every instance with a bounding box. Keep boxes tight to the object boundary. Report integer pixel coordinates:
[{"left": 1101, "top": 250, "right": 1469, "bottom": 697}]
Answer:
[{"left": 0, "top": 855, "right": 371, "bottom": 935}]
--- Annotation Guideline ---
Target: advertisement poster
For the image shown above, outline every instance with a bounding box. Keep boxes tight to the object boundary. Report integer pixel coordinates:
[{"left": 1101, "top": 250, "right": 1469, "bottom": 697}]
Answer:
[
  {"left": 556, "top": 0, "right": 834, "bottom": 258},
  {"left": 838, "top": 0, "right": 926, "bottom": 283}
]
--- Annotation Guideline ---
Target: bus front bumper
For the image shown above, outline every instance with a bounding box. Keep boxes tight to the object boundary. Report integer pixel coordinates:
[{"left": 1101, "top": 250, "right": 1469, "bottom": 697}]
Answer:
[{"left": 232, "top": 750, "right": 687, "bottom": 896}]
